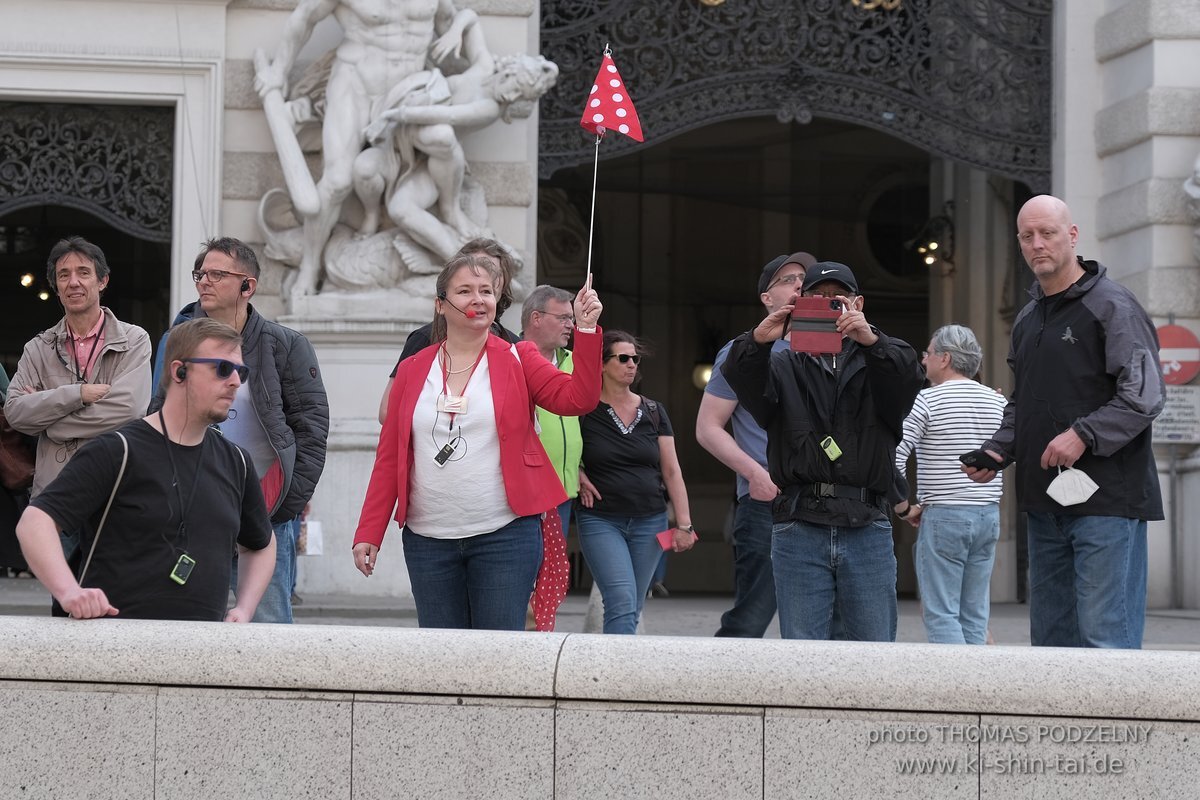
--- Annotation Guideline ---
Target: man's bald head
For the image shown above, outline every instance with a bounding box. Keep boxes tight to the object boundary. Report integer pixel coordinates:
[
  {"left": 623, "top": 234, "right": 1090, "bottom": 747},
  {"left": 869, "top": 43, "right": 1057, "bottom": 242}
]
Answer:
[
  {"left": 1016, "top": 194, "right": 1081, "bottom": 293},
  {"left": 1018, "top": 194, "right": 1072, "bottom": 228}
]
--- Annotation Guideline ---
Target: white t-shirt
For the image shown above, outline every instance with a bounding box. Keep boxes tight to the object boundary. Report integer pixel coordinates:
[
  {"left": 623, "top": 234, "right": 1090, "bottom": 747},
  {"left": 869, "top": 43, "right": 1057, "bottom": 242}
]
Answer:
[
  {"left": 219, "top": 380, "right": 277, "bottom": 480},
  {"left": 406, "top": 354, "right": 515, "bottom": 538}
]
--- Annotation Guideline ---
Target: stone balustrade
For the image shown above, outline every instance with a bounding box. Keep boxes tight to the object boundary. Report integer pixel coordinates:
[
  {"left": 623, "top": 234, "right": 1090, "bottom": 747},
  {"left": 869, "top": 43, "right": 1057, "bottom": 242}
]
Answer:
[{"left": 1, "top": 616, "right": 1196, "bottom": 799}]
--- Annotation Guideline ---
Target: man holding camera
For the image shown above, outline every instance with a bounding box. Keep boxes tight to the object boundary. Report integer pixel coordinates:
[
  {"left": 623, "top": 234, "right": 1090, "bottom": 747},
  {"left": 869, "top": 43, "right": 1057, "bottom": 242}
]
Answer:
[
  {"left": 721, "top": 262, "right": 924, "bottom": 640},
  {"left": 698, "top": 252, "right": 814, "bottom": 637}
]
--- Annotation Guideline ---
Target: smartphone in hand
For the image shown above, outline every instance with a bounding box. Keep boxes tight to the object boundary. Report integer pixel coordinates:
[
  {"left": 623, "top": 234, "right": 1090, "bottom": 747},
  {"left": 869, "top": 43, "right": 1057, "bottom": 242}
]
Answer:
[{"left": 959, "top": 449, "right": 1005, "bottom": 471}]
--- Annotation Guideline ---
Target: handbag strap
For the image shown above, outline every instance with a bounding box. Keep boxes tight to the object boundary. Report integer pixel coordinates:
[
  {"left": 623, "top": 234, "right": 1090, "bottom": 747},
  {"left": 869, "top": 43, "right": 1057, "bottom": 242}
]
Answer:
[{"left": 78, "top": 431, "right": 129, "bottom": 586}]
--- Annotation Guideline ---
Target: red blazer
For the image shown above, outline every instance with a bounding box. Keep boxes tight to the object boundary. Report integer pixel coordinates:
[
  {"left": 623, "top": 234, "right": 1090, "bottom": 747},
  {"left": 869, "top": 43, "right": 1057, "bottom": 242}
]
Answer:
[{"left": 354, "top": 329, "right": 602, "bottom": 548}]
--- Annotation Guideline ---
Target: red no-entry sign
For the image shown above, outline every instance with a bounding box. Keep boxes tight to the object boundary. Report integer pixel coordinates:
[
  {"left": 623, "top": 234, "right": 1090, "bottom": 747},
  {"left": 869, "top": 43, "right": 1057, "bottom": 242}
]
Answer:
[{"left": 1159, "top": 324, "right": 1200, "bottom": 386}]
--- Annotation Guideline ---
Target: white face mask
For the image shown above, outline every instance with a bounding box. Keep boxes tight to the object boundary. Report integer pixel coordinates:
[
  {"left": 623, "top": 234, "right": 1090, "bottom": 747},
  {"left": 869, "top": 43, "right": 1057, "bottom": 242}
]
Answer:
[{"left": 1045, "top": 467, "right": 1099, "bottom": 506}]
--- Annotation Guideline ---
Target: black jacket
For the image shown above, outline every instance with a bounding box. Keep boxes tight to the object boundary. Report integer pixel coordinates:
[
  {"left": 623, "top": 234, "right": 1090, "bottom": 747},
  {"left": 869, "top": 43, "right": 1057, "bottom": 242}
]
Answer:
[
  {"left": 723, "top": 330, "right": 924, "bottom": 526},
  {"left": 150, "top": 303, "right": 329, "bottom": 523},
  {"left": 982, "top": 259, "right": 1164, "bottom": 519}
]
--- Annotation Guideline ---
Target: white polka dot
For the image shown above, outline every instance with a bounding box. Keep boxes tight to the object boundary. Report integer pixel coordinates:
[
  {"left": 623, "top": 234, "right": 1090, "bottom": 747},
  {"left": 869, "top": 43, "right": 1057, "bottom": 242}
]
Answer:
[
  {"left": 609, "top": 78, "right": 621, "bottom": 88},
  {"left": 592, "top": 113, "right": 604, "bottom": 123},
  {"left": 616, "top": 108, "right": 627, "bottom": 118},
  {"left": 612, "top": 93, "right": 624, "bottom": 103},
  {"left": 590, "top": 98, "right": 600, "bottom": 108},
  {"left": 619, "top": 124, "right": 630, "bottom": 134},
  {"left": 590, "top": 85, "right": 598, "bottom": 94},
  {"left": 606, "top": 64, "right": 617, "bottom": 73}
]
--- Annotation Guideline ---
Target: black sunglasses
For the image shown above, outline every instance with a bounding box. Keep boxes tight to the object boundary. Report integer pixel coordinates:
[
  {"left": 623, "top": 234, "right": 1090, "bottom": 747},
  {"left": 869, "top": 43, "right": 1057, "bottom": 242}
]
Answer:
[
  {"left": 183, "top": 357, "right": 250, "bottom": 382},
  {"left": 605, "top": 353, "right": 641, "bottom": 365}
]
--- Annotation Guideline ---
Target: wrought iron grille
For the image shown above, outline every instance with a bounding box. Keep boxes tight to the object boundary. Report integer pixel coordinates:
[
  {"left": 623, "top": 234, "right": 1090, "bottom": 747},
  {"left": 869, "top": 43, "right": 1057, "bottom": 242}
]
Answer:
[
  {"left": 0, "top": 102, "right": 174, "bottom": 242},
  {"left": 539, "top": 0, "right": 1051, "bottom": 190}
]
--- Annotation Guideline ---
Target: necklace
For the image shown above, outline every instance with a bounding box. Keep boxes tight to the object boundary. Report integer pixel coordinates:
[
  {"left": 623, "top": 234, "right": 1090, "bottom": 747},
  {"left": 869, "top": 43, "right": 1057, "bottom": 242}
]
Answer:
[{"left": 440, "top": 344, "right": 481, "bottom": 374}]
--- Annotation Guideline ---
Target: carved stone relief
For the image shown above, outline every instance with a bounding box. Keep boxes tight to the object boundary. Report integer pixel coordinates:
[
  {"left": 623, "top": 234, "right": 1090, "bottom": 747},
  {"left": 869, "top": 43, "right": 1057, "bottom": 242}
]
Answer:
[{"left": 253, "top": 1, "right": 557, "bottom": 309}]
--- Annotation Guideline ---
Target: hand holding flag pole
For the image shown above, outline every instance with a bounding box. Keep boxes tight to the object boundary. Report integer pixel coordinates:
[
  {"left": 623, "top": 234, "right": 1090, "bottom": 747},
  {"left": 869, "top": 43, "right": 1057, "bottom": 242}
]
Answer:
[{"left": 578, "top": 44, "right": 644, "bottom": 285}]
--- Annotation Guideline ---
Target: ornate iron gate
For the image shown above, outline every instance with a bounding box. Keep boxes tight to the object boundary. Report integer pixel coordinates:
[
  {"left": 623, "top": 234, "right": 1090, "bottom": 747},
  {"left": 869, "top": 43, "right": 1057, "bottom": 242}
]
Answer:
[
  {"left": 0, "top": 102, "right": 174, "bottom": 242},
  {"left": 539, "top": 0, "right": 1051, "bottom": 190}
]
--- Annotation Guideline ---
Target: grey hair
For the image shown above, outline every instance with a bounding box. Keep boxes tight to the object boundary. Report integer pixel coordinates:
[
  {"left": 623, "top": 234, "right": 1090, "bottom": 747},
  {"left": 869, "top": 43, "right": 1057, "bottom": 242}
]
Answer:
[
  {"left": 521, "top": 284, "right": 574, "bottom": 329},
  {"left": 931, "top": 324, "right": 983, "bottom": 378}
]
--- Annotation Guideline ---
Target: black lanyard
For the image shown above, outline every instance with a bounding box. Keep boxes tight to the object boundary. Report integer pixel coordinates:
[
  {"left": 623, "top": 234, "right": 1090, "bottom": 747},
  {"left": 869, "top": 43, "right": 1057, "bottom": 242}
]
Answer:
[
  {"left": 57, "top": 330, "right": 102, "bottom": 383},
  {"left": 158, "top": 410, "right": 205, "bottom": 553}
]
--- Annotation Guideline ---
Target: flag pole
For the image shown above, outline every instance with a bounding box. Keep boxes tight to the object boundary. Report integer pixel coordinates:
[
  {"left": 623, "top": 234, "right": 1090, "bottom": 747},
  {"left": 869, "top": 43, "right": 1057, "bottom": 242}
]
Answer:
[{"left": 584, "top": 131, "right": 602, "bottom": 286}]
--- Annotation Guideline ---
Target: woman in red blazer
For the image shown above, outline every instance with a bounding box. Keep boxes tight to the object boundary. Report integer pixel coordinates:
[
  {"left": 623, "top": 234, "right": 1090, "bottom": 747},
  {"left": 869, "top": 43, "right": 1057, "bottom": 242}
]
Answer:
[{"left": 354, "top": 254, "right": 603, "bottom": 629}]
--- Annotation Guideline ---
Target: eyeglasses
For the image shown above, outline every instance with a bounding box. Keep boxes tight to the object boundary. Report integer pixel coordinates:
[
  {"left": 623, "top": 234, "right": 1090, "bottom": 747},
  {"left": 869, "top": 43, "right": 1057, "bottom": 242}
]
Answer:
[
  {"left": 767, "top": 273, "right": 805, "bottom": 290},
  {"left": 605, "top": 353, "right": 641, "bottom": 365},
  {"left": 537, "top": 310, "right": 575, "bottom": 325},
  {"left": 182, "top": 358, "right": 250, "bottom": 382},
  {"left": 191, "top": 268, "right": 251, "bottom": 285}
]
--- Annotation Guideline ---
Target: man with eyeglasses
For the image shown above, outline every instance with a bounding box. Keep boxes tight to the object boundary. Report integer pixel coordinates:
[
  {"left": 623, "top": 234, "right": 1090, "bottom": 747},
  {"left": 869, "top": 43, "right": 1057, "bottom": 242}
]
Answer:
[
  {"left": 150, "top": 238, "right": 328, "bottom": 623},
  {"left": 5, "top": 237, "right": 152, "bottom": 562},
  {"left": 697, "top": 252, "right": 814, "bottom": 637},
  {"left": 722, "top": 261, "right": 924, "bottom": 641},
  {"left": 520, "top": 285, "right": 582, "bottom": 534},
  {"left": 18, "top": 318, "right": 276, "bottom": 621}
]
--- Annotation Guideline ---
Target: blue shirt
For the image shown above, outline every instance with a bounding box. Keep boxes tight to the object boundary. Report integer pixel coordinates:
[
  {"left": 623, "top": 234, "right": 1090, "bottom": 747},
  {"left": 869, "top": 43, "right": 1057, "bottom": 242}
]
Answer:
[{"left": 705, "top": 338, "right": 790, "bottom": 499}]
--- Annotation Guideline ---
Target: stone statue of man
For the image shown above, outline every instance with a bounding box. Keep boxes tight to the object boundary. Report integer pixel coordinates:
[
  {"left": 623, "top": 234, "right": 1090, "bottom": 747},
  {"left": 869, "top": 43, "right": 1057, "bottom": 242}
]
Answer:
[{"left": 254, "top": 0, "right": 469, "bottom": 303}]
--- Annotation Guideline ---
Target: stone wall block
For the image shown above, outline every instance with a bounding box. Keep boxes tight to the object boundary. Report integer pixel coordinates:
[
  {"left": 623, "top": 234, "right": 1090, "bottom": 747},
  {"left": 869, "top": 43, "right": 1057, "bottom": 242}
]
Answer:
[
  {"left": 1097, "top": 0, "right": 1200, "bottom": 61},
  {"left": 556, "top": 701, "right": 763, "bottom": 800},
  {"left": 353, "top": 695, "right": 553, "bottom": 800},
  {"left": 1097, "top": 178, "right": 1190, "bottom": 239},
  {"left": 0, "top": 682, "right": 156, "bottom": 800},
  {"left": 1095, "top": 88, "right": 1200, "bottom": 156},
  {"left": 155, "top": 688, "right": 351, "bottom": 800}
]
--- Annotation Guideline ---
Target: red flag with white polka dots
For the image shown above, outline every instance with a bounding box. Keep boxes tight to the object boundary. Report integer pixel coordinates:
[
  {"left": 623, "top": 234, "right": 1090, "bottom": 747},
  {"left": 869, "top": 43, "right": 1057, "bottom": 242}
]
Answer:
[
  {"left": 531, "top": 510, "right": 569, "bottom": 631},
  {"left": 579, "top": 53, "right": 644, "bottom": 142}
]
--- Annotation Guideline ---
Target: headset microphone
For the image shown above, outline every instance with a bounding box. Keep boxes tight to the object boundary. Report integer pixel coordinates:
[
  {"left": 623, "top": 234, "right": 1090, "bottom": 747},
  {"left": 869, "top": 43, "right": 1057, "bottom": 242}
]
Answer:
[{"left": 437, "top": 291, "right": 477, "bottom": 319}]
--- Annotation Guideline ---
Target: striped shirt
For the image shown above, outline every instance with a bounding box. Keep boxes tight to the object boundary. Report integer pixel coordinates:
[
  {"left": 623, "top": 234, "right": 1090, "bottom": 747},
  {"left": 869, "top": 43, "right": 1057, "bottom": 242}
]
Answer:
[{"left": 895, "top": 379, "right": 1006, "bottom": 505}]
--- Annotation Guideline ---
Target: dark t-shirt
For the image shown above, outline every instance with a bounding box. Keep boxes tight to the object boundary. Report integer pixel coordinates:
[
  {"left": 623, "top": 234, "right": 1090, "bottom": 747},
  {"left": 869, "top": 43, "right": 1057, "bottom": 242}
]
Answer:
[
  {"left": 389, "top": 321, "right": 521, "bottom": 377},
  {"left": 579, "top": 397, "right": 673, "bottom": 517},
  {"left": 31, "top": 420, "right": 272, "bottom": 621}
]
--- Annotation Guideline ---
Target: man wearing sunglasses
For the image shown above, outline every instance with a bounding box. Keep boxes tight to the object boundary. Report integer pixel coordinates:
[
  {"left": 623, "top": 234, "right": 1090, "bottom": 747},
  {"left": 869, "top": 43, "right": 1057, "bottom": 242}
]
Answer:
[
  {"left": 697, "top": 251, "right": 814, "bottom": 638},
  {"left": 5, "top": 237, "right": 152, "bottom": 562},
  {"left": 721, "top": 260, "right": 924, "bottom": 642},
  {"left": 17, "top": 318, "right": 276, "bottom": 621},
  {"left": 150, "top": 238, "right": 328, "bottom": 623}
]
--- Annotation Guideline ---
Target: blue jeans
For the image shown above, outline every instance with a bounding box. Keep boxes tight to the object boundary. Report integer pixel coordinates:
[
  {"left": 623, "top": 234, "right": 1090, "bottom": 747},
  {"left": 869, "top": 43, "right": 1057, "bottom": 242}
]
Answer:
[
  {"left": 915, "top": 504, "right": 1000, "bottom": 644},
  {"left": 716, "top": 497, "right": 777, "bottom": 637},
  {"left": 231, "top": 517, "right": 297, "bottom": 624},
  {"left": 577, "top": 510, "right": 667, "bottom": 634},
  {"left": 1027, "top": 513, "right": 1147, "bottom": 649},
  {"left": 771, "top": 518, "right": 897, "bottom": 641},
  {"left": 403, "top": 515, "right": 542, "bottom": 630}
]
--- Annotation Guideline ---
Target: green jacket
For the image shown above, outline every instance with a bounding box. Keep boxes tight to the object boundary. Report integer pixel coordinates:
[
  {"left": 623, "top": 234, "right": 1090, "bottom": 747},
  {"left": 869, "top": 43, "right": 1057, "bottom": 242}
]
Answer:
[{"left": 535, "top": 348, "right": 583, "bottom": 498}]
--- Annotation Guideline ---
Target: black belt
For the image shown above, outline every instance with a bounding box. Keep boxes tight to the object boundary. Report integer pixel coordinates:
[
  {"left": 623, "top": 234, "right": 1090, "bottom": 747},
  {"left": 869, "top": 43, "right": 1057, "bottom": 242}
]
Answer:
[{"left": 799, "top": 482, "right": 880, "bottom": 504}]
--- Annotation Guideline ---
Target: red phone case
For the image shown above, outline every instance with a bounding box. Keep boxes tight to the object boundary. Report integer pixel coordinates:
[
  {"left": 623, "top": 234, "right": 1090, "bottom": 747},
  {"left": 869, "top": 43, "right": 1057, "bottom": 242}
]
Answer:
[{"left": 790, "top": 296, "right": 843, "bottom": 354}]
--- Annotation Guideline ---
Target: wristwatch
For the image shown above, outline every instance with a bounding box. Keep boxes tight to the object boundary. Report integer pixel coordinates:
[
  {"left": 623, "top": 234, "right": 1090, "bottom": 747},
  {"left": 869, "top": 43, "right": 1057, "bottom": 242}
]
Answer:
[{"left": 677, "top": 524, "right": 695, "bottom": 533}]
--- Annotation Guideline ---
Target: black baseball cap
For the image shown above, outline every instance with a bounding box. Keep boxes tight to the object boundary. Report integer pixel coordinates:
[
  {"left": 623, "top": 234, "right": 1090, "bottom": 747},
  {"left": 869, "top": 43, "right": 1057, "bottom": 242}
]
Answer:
[
  {"left": 757, "top": 251, "right": 816, "bottom": 294},
  {"left": 800, "top": 261, "right": 859, "bottom": 294}
]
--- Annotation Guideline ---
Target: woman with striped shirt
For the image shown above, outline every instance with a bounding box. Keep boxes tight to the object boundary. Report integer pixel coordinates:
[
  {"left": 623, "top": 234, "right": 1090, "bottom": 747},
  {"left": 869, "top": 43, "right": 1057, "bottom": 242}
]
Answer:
[{"left": 894, "top": 324, "right": 1006, "bottom": 644}]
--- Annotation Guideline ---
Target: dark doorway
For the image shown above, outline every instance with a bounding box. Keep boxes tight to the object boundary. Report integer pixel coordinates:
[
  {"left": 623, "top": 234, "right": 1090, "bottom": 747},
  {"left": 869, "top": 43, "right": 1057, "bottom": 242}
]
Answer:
[
  {"left": 539, "top": 116, "right": 935, "bottom": 593},
  {"left": 0, "top": 207, "right": 170, "bottom": 377}
]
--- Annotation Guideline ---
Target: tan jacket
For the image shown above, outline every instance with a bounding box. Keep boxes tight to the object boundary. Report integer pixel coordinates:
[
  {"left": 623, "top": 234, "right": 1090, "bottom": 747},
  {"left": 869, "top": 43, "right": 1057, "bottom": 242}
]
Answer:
[{"left": 5, "top": 308, "right": 152, "bottom": 496}]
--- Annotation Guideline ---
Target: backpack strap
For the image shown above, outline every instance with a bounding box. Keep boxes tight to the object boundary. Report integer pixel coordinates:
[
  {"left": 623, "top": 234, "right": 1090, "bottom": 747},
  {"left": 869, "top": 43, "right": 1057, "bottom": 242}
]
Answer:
[
  {"left": 78, "top": 431, "right": 129, "bottom": 586},
  {"left": 642, "top": 398, "right": 661, "bottom": 434}
]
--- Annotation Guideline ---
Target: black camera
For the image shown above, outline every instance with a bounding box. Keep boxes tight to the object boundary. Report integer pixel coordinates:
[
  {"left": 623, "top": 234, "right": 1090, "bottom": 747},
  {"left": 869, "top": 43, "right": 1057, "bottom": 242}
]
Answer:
[{"left": 829, "top": 299, "right": 842, "bottom": 311}]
